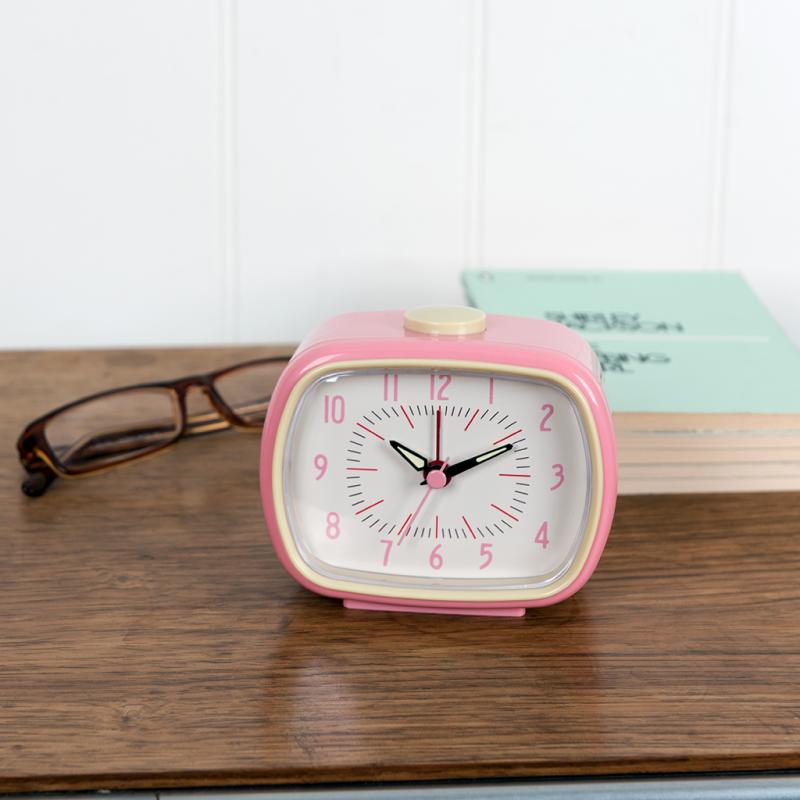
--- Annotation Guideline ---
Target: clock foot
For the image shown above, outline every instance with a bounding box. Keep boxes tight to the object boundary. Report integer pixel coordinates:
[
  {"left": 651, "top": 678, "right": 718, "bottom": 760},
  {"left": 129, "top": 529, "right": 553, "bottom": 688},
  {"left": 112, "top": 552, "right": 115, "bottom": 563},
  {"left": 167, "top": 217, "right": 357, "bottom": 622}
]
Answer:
[{"left": 343, "top": 599, "right": 525, "bottom": 617}]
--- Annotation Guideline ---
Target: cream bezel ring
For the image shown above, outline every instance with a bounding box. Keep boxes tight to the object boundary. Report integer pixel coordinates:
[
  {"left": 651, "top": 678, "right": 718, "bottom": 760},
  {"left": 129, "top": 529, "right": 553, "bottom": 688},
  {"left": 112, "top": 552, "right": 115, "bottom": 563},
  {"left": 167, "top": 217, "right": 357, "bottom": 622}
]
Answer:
[{"left": 271, "top": 359, "right": 604, "bottom": 603}]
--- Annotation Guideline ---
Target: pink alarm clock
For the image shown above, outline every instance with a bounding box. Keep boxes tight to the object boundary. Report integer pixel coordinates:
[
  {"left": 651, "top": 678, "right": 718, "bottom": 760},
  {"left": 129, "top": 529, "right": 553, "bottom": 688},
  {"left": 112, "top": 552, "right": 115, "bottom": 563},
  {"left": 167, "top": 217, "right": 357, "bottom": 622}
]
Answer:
[{"left": 260, "top": 306, "right": 617, "bottom": 617}]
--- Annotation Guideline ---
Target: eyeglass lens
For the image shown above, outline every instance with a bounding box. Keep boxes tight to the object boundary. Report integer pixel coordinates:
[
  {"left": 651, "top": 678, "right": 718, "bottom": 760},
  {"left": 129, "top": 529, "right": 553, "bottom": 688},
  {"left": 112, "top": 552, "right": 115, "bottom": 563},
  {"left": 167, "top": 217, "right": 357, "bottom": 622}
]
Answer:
[{"left": 43, "top": 387, "right": 181, "bottom": 473}]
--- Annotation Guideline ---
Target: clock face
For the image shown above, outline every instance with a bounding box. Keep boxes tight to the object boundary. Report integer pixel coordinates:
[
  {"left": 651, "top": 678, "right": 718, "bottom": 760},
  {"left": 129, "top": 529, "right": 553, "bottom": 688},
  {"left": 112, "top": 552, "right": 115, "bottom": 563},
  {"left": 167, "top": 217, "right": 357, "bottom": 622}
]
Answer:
[{"left": 281, "top": 367, "right": 594, "bottom": 593}]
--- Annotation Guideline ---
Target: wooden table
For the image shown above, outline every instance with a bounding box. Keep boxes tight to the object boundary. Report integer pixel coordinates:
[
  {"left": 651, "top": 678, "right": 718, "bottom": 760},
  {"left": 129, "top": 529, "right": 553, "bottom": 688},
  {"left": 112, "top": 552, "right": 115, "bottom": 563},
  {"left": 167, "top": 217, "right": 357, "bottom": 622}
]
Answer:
[{"left": 2, "top": 346, "right": 800, "bottom": 793}]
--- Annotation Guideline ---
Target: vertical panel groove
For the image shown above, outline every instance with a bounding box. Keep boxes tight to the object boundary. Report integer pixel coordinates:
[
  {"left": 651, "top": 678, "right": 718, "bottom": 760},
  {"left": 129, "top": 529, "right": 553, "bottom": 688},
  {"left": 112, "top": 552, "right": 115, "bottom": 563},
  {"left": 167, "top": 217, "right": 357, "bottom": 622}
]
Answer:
[
  {"left": 219, "top": 0, "right": 240, "bottom": 341},
  {"left": 464, "top": 0, "right": 488, "bottom": 271},
  {"left": 706, "top": 0, "right": 736, "bottom": 271}
]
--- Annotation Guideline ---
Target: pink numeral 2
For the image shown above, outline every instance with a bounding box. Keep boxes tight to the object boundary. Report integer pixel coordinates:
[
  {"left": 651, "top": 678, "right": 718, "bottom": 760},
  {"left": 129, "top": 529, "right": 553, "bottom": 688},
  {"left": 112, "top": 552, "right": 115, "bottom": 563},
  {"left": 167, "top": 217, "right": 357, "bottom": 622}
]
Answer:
[{"left": 540, "top": 403, "right": 554, "bottom": 432}]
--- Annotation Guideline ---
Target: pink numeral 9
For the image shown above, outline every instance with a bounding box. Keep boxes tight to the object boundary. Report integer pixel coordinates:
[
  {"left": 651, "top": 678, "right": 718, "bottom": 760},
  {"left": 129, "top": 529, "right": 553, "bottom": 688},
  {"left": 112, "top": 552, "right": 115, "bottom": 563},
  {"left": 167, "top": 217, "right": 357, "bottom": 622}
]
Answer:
[
  {"left": 535, "top": 520, "right": 549, "bottom": 549},
  {"left": 314, "top": 454, "right": 328, "bottom": 480},
  {"left": 429, "top": 544, "right": 444, "bottom": 570},
  {"left": 540, "top": 403, "right": 554, "bottom": 432},
  {"left": 550, "top": 463, "right": 564, "bottom": 490},
  {"left": 324, "top": 394, "right": 345, "bottom": 424},
  {"left": 479, "top": 542, "right": 493, "bottom": 570}
]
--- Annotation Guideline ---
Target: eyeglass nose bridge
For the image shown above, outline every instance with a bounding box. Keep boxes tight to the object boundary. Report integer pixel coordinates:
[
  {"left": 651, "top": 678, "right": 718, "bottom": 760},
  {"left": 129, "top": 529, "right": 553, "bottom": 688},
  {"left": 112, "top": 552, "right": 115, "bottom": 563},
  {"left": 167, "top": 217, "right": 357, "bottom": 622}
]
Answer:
[{"left": 174, "top": 379, "right": 238, "bottom": 436}]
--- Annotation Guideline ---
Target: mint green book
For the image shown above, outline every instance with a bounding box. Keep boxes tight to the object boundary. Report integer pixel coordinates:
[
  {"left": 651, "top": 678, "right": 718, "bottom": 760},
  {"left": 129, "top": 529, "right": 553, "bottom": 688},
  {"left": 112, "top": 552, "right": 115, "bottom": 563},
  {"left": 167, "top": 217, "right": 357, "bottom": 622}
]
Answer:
[{"left": 462, "top": 270, "right": 800, "bottom": 415}]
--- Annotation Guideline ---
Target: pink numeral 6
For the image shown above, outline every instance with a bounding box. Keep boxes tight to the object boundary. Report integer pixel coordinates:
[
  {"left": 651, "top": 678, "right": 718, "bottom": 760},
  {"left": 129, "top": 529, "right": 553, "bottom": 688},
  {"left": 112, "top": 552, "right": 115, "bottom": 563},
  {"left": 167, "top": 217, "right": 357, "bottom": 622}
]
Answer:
[{"left": 429, "top": 544, "right": 444, "bottom": 570}]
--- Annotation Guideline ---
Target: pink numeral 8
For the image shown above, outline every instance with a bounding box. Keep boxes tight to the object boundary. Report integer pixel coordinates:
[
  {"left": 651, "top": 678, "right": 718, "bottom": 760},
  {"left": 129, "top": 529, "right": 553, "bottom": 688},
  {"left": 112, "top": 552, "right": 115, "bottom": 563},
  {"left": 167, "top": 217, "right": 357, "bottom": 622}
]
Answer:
[{"left": 325, "top": 512, "right": 341, "bottom": 539}]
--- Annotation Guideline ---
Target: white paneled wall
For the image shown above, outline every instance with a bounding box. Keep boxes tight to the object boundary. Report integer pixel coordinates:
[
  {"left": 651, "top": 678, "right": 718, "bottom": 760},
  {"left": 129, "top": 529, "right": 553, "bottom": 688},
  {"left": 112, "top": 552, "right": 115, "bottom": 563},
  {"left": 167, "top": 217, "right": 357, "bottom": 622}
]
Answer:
[{"left": 1, "top": 0, "right": 799, "bottom": 349}]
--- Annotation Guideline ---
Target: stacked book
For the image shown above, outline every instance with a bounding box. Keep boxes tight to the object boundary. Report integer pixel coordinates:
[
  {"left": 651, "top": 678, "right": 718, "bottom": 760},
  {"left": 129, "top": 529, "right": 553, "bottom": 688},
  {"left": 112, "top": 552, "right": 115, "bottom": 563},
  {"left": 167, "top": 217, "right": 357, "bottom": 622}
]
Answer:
[{"left": 463, "top": 270, "right": 800, "bottom": 495}]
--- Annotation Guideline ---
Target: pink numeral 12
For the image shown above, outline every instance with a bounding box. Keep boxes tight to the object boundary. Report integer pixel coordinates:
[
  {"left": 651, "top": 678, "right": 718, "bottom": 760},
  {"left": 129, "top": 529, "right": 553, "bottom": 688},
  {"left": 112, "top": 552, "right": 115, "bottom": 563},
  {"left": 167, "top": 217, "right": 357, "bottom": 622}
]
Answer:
[{"left": 430, "top": 374, "right": 451, "bottom": 401}]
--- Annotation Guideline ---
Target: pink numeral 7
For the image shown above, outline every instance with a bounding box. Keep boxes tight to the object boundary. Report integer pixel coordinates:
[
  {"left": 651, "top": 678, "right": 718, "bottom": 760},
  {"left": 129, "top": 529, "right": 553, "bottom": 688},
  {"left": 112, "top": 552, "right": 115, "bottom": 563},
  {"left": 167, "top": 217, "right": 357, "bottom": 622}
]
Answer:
[{"left": 380, "top": 538, "right": 393, "bottom": 567}]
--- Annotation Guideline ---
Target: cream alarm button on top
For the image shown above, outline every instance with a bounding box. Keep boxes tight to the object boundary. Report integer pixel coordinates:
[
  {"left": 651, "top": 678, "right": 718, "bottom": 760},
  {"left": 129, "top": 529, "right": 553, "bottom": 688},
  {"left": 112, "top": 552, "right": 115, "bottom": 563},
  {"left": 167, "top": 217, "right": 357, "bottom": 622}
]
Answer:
[{"left": 403, "top": 305, "right": 487, "bottom": 336}]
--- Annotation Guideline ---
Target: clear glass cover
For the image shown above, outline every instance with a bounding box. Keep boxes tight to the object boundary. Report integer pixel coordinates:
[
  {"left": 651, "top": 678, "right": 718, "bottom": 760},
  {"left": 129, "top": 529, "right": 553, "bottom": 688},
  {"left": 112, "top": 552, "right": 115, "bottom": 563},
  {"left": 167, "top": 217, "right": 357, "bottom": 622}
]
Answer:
[{"left": 282, "top": 368, "right": 592, "bottom": 591}]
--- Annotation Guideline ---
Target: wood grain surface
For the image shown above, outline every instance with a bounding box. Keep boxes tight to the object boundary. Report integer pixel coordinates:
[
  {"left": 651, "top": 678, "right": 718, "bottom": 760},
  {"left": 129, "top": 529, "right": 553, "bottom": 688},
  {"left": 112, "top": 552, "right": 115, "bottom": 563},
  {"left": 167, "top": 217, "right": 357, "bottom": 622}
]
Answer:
[{"left": 1, "top": 346, "right": 800, "bottom": 792}]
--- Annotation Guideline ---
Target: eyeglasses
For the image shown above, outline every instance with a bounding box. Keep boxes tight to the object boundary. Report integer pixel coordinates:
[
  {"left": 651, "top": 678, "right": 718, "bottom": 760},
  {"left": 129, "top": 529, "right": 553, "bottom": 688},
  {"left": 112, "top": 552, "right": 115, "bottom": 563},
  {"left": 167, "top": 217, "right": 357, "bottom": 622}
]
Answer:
[{"left": 16, "top": 355, "right": 291, "bottom": 497}]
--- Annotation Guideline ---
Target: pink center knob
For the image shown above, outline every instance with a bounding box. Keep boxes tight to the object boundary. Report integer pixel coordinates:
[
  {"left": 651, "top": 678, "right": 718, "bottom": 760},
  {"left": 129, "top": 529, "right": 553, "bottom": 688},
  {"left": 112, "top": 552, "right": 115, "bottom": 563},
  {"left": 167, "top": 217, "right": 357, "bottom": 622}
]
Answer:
[{"left": 426, "top": 469, "right": 447, "bottom": 489}]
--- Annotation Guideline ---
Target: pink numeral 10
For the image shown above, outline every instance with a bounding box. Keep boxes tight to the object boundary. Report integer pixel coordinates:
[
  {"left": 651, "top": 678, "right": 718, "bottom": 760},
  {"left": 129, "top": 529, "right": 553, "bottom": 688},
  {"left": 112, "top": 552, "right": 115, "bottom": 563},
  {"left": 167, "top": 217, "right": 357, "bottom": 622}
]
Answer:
[
  {"left": 324, "top": 394, "right": 345, "bottom": 424},
  {"left": 535, "top": 521, "right": 549, "bottom": 549},
  {"left": 314, "top": 454, "right": 328, "bottom": 480}
]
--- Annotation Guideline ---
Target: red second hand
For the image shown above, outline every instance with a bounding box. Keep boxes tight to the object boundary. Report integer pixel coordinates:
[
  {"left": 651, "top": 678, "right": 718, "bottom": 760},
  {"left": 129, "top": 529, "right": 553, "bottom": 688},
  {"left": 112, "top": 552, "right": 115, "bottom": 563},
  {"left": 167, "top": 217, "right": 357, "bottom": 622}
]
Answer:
[
  {"left": 398, "top": 459, "right": 448, "bottom": 545},
  {"left": 436, "top": 406, "right": 441, "bottom": 462}
]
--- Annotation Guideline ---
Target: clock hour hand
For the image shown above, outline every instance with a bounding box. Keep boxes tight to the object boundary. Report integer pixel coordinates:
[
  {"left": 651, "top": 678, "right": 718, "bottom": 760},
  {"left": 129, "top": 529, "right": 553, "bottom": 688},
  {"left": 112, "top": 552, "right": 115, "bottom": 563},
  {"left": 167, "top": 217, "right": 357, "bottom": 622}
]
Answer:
[
  {"left": 443, "top": 443, "right": 513, "bottom": 480},
  {"left": 389, "top": 440, "right": 429, "bottom": 472}
]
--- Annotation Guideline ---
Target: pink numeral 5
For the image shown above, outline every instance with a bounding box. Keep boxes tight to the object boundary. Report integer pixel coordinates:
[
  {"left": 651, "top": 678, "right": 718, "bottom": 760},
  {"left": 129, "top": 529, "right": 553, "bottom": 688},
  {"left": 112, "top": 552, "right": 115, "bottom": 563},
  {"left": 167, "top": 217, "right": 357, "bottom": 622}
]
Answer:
[
  {"left": 479, "top": 542, "right": 493, "bottom": 570},
  {"left": 550, "top": 463, "right": 564, "bottom": 490}
]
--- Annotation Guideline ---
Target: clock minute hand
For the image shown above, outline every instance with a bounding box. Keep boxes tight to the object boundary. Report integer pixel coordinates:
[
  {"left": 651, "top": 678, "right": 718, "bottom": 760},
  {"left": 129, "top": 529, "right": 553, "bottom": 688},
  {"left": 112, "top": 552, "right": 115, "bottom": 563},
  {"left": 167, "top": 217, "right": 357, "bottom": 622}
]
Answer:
[
  {"left": 389, "top": 440, "right": 429, "bottom": 472},
  {"left": 443, "top": 443, "right": 513, "bottom": 480}
]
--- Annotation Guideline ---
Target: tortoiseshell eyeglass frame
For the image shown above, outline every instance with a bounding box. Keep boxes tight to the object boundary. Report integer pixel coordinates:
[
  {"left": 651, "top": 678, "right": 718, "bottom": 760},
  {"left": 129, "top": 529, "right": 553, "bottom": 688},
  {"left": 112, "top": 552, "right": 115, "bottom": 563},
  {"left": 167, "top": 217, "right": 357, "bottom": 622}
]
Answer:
[{"left": 16, "top": 355, "right": 291, "bottom": 498}]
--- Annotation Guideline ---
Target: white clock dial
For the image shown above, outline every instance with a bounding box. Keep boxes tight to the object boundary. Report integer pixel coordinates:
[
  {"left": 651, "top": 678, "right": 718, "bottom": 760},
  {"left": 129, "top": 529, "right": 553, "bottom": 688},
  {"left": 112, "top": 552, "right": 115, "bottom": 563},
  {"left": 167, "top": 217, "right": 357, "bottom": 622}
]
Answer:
[{"left": 282, "top": 368, "right": 592, "bottom": 591}]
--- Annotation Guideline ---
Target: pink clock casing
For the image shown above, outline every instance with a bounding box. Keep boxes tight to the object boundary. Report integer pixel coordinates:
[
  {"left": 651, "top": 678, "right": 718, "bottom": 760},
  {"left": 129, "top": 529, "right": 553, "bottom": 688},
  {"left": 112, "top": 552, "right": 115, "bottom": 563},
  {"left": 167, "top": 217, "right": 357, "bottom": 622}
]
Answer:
[{"left": 260, "top": 309, "right": 617, "bottom": 617}]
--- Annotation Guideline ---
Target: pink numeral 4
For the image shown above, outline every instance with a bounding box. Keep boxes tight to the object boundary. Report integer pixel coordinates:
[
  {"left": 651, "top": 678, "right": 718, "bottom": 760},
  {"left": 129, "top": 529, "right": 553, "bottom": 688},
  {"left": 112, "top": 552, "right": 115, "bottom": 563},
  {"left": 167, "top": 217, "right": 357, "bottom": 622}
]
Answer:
[{"left": 535, "top": 521, "right": 549, "bottom": 549}]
